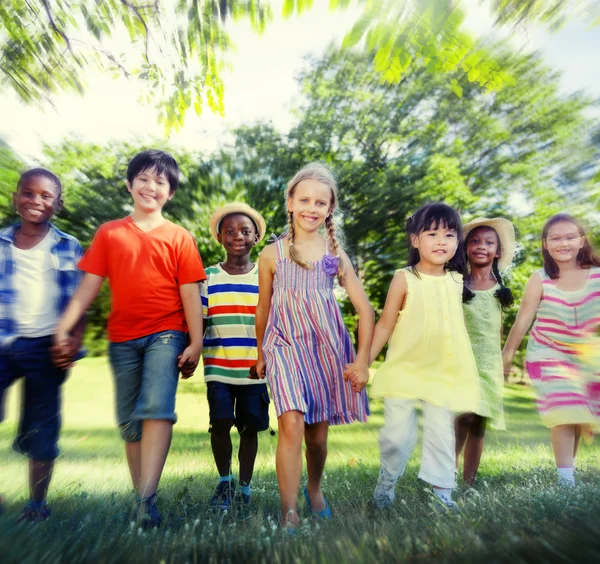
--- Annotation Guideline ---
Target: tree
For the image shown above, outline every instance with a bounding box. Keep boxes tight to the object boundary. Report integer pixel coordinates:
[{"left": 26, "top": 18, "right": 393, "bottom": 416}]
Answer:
[
  {"left": 2, "top": 0, "right": 597, "bottom": 131},
  {"left": 0, "top": 140, "right": 25, "bottom": 219},
  {"left": 227, "top": 45, "right": 599, "bottom": 352}
]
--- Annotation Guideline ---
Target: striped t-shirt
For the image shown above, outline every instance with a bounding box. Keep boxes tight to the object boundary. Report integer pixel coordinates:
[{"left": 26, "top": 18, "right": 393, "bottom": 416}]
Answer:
[{"left": 201, "top": 263, "right": 260, "bottom": 385}]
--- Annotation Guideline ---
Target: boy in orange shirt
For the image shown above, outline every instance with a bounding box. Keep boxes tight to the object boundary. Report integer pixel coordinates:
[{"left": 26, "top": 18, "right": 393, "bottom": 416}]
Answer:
[{"left": 54, "top": 149, "right": 205, "bottom": 527}]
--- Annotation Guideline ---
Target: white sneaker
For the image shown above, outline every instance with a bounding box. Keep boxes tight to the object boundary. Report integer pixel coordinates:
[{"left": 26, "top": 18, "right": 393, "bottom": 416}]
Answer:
[{"left": 374, "top": 469, "right": 396, "bottom": 509}]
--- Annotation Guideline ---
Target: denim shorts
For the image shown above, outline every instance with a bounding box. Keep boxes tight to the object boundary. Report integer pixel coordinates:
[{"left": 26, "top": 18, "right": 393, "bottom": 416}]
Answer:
[
  {"left": 207, "top": 381, "right": 270, "bottom": 434},
  {"left": 108, "top": 330, "right": 187, "bottom": 442},
  {"left": 0, "top": 336, "right": 68, "bottom": 461}
]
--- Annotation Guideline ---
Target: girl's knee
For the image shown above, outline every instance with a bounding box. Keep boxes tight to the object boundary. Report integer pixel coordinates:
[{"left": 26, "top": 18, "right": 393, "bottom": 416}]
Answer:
[{"left": 278, "top": 411, "right": 304, "bottom": 440}]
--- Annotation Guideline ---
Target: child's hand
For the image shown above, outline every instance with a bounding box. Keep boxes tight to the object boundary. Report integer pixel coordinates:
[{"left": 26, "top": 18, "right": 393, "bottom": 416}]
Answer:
[
  {"left": 248, "top": 364, "right": 259, "bottom": 379},
  {"left": 51, "top": 333, "right": 79, "bottom": 369},
  {"left": 255, "top": 357, "right": 267, "bottom": 379},
  {"left": 178, "top": 344, "right": 201, "bottom": 379},
  {"left": 344, "top": 362, "right": 369, "bottom": 393}
]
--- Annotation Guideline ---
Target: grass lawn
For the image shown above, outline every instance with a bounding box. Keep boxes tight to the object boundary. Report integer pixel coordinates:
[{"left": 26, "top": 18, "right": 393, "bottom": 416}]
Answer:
[{"left": 1, "top": 357, "right": 600, "bottom": 563}]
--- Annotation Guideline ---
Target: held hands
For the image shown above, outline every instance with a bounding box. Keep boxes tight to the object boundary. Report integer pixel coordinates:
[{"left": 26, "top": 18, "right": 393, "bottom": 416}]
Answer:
[
  {"left": 51, "top": 331, "right": 81, "bottom": 369},
  {"left": 343, "top": 362, "right": 369, "bottom": 393},
  {"left": 250, "top": 357, "right": 267, "bottom": 379},
  {"left": 178, "top": 343, "right": 201, "bottom": 379}
]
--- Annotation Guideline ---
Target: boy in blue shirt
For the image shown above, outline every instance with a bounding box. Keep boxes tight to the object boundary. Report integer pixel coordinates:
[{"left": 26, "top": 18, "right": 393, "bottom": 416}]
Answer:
[{"left": 0, "top": 168, "right": 84, "bottom": 522}]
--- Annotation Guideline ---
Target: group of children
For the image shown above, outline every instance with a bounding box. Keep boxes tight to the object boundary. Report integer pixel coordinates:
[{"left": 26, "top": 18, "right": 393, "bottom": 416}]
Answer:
[{"left": 1, "top": 151, "right": 599, "bottom": 530}]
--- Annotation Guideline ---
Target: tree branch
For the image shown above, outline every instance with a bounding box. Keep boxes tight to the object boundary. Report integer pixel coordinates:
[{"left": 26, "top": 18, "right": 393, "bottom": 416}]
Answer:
[
  {"left": 40, "top": 0, "right": 72, "bottom": 52},
  {"left": 119, "top": 0, "right": 152, "bottom": 64}
]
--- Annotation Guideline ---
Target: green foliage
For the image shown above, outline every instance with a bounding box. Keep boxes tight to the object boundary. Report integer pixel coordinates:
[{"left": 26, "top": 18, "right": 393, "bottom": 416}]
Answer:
[
  {"left": 339, "top": 0, "right": 510, "bottom": 96},
  {"left": 0, "top": 1, "right": 272, "bottom": 134},
  {"left": 0, "top": 139, "right": 24, "bottom": 219},
  {"left": 491, "top": 0, "right": 600, "bottom": 30},
  {"left": 1, "top": 1, "right": 597, "bottom": 131}
]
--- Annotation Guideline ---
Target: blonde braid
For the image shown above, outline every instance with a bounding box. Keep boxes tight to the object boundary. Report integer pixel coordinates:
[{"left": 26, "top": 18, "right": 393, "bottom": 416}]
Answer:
[
  {"left": 288, "top": 211, "right": 314, "bottom": 270},
  {"left": 325, "top": 214, "right": 345, "bottom": 286}
]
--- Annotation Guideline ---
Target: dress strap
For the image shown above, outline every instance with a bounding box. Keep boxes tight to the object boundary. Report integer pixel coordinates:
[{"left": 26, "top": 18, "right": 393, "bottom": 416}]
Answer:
[
  {"left": 325, "top": 237, "right": 329, "bottom": 255},
  {"left": 269, "top": 232, "right": 287, "bottom": 260},
  {"left": 276, "top": 237, "right": 285, "bottom": 260}
]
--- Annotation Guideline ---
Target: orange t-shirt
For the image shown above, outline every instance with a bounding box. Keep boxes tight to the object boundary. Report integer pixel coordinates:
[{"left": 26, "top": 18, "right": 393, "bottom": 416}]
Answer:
[{"left": 79, "top": 217, "right": 206, "bottom": 342}]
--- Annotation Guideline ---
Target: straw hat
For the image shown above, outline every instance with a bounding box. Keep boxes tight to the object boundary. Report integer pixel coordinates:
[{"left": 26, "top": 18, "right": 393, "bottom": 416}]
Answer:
[
  {"left": 462, "top": 217, "right": 516, "bottom": 271},
  {"left": 209, "top": 202, "right": 266, "bottom": 243}
]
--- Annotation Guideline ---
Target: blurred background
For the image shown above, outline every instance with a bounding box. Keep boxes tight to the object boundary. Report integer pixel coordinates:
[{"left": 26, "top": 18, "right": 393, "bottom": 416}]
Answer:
[{"left": 1, "top": 0, "right": 599, "bottom": 368}]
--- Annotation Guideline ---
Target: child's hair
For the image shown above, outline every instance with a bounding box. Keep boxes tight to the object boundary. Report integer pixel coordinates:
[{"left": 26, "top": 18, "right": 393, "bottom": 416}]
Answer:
[
  {"left": 127, "top": 149, "right": 179, "bottom": 194},
  {"left": 542, "top": 213, "right": 600, "bottom": 279},
  {"left": 18, "top": 168, "right": 62, "bottom": 197},
  {"left": 406, "top": 202, "right": 468, "bottom": 277},
  {"left": 285, "top": 163, "right": 346, "bottom": 285},
  {"left": 462, "top": 226, "right": 514, "bottom": 309}
]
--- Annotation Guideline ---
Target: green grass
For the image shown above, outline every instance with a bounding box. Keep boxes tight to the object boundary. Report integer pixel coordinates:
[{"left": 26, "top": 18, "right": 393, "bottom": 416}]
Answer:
[{"left": 2, "top": 358, "right": 600, "bottom": 563}]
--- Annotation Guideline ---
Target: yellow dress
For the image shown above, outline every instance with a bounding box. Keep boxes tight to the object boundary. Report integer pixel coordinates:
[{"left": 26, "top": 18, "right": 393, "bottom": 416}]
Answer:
[{"left": 371, "top": 268, "right": 480, "bottom": 413}]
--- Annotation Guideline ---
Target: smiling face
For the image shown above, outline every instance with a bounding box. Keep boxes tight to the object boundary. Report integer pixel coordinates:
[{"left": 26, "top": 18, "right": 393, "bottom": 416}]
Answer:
[
  {"left": 126, "top": 167, "right": 173, "bottom": 213},
  {"left": 13, "top": 175, "right": 62, "bottom": 226},
  {"left": 287, "top": 179, "right": 333, "bottom": 232},
  {"left": 218, "top": 213, "right": 258, "bottom": 258},
  {"left": 410, "top": 222, "right": 459, "bottom": 266},
  {"left": 466, "top": 226, "right": 500, "bottom": 268},
  {"left": 543, "top": 220, "right": 584, "bottom": 265}
]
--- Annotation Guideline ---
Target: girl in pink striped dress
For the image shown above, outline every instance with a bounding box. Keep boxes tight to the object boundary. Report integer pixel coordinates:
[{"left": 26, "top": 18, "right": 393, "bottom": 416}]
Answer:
[
  {"left": 503, "top": 214, "right": 600, "bottom": 486},
  {"left": 255, "top": 163, "right": 374, "bottom": 528}
]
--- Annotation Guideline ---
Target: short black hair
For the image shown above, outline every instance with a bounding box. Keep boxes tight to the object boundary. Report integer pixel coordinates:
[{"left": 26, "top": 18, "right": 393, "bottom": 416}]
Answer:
[
  {"left": 18, "top": 168, "right": 62, "bottom": 197},
  {"left": 219, "top": 212, "right": 259, "bottom": 235},
  {"left": 406, "top": 202, "right": 468, "bottom": 276},
  {"left": 127, "top": 149, "right": 179, "bottom": 193}
]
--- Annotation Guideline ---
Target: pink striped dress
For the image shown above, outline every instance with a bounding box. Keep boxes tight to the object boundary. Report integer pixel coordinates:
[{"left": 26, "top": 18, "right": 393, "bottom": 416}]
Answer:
[
  {"left": 526, "top": 267, "right": 600, "bottom": 430},
  {"left": 263, "top": 237, "right": 369, "bottom": 425}
]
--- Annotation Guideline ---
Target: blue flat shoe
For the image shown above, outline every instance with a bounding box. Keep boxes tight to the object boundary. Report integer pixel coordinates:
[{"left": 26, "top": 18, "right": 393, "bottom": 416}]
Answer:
[{"left": 303, "top": 487, "right": 333, "bottom": 519}]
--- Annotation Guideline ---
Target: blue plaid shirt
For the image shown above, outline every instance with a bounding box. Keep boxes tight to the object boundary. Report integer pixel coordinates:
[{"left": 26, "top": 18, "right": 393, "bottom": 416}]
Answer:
[{"left": 0, "top": 222, "right": 84, "bottom": 346}]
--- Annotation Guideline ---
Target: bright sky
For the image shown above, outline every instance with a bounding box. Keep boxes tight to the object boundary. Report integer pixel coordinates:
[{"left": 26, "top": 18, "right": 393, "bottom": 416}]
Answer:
[{"left": 1, "top": 1, "right": 599, "bottom": 163}]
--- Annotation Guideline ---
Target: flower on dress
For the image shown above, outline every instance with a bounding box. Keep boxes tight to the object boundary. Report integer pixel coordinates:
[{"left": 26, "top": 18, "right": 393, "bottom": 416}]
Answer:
[{"left": 321, "top": 254, "right": 339, "bottom": 276}]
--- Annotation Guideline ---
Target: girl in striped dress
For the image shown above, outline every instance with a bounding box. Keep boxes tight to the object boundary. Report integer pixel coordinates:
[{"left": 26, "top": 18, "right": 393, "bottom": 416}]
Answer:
[
  {"left": 503, "top": 214, "right": 600, "bottom": 486},
  {"left": 255, "top": 163, "right": 374, "bottom": 528}
]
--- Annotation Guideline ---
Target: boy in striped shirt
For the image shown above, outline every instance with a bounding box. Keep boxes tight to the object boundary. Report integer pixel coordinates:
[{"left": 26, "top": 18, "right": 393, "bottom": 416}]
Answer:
[{"left": 201, "top": 203, "right": 269, "bottom": 509}]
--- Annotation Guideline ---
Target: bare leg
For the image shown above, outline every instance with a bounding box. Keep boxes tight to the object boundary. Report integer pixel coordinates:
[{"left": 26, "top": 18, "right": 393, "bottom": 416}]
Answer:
[
  {"left": 454, "top": 413, "right": 472, "bottom": 470},
  {"left": 210, "top": 419, "right": 234, "bottom": 477},
  {"left": 239, "top": 430, "right": 259, "bottom": 486},
  {"left": 463, "top": 415, "right": 486, "bottom": 487},
  {"left": 125, "top": 441, "right": 142, "bottom": 491},
  {"left": 304, "top": 421, "right": 329, "bottom": 512},
  {"left": 275, "top": 411, "right": 304, "bottom": 526},
  {"left": 29, "top": 459, "right": 54, "bottom": 503},
  {"left": 138, "top": 419, "right": 173, "bottom": 499},
  {"left": 551, "top": 424, "right": 576, "bottom": 467},
  {"left": 573, "top": 424, "right": 582, "bottom": 461}
]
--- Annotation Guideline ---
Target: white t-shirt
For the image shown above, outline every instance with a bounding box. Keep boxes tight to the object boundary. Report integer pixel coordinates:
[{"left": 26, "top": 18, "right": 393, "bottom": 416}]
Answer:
[{"left": 12, "top": 231, "right": 59, "bottom": 337}]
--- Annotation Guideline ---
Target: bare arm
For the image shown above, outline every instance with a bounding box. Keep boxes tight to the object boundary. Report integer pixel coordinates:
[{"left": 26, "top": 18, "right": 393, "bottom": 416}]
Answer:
[
  {"left": 369, "top": 271, "right": 407, "bottom": 364},
  {"left": 339, "top": 250, "right": 374, "bottom": 392},
  {"left": 254, "top": 245, "right": 276, "bottom": 378},
  {"left": 179, "top": 282, "right": 204, "bottom": 378},
  {"left": 502, "top": 273, "right": 543, "bottom": 374},
  {"left": 55, "top": 273, "right": 104, "bottom": 344}
]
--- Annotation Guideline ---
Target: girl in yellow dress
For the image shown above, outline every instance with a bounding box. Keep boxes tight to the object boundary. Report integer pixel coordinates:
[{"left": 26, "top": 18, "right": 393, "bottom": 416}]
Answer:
[{"left": 370, "top": 203, "right": 480, "bottom": 510}]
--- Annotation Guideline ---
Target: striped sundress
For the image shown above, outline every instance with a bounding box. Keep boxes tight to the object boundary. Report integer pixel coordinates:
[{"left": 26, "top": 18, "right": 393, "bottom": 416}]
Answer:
[
  {"left": 263, "top": 237, "right": 369, "bottom": 425},
  {"left": 526, "top": 267, "right": 600, "bottom": 431}
]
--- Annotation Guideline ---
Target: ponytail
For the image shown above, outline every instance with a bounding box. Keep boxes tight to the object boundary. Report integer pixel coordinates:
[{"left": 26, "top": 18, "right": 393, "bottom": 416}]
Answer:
[{"left": 492, "top": 258, "right": 514, "bottom": 310}]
